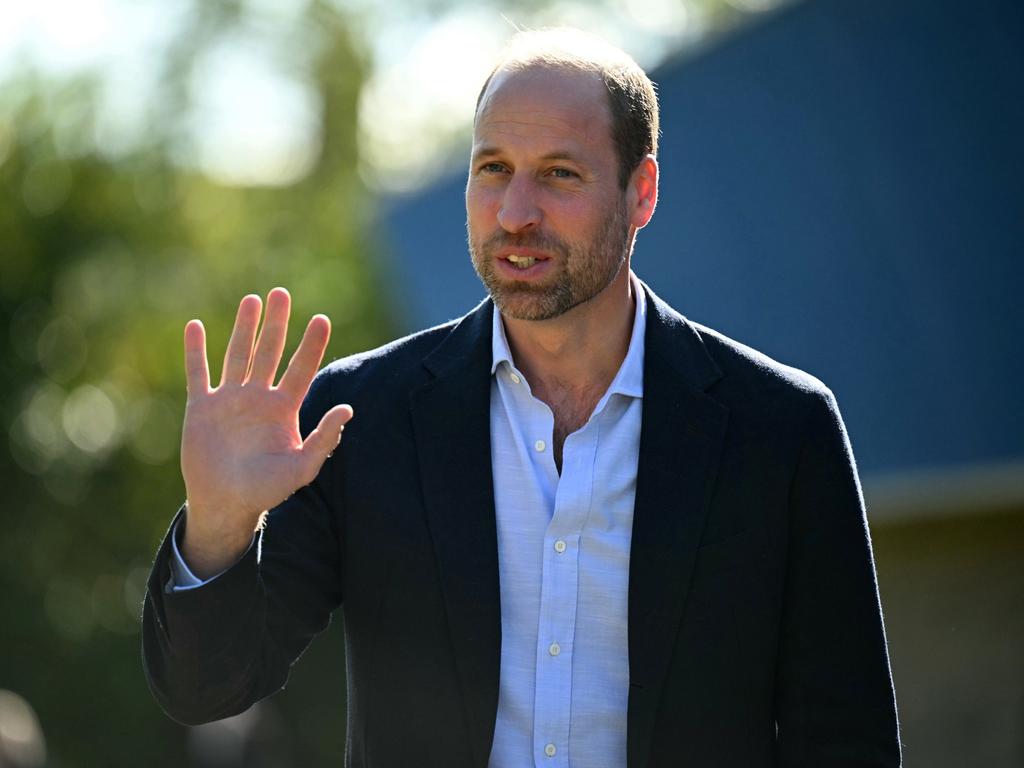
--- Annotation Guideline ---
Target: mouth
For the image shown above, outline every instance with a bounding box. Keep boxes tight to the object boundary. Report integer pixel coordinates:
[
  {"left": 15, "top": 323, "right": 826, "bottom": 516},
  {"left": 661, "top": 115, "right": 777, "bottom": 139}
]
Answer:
[
  {"left": 498, "top": 248, "right": 551, "bottom": 271},
  {"left": 506, "top": 254, "right": 541, "bottom": 269}
]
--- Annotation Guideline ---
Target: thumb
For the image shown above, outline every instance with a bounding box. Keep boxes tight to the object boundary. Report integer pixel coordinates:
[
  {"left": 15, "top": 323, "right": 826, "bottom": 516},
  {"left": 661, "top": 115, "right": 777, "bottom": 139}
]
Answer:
[{"left": 299, "top": 404, "right": 354, "bottom": 480}]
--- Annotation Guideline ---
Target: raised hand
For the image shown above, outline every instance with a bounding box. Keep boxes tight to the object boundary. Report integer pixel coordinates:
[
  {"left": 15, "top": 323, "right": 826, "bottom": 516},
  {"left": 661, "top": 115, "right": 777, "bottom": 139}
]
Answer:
[{"left": 179, "top": 288, "right": 353, "bottom": 578}]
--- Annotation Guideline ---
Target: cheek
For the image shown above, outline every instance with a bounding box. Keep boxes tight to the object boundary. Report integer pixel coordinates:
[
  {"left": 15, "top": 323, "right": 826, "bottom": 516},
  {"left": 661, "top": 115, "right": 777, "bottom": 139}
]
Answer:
[
  {"left": 465, "top": 204, "right": 491, "bottom": 247},
  {"left": 465, "top": 206, "right": 486, "bottom": 237},
  {"left": 553, "top": 189, "right": 605, "bottom": 220},
  {"left": 466, "top": 180, "right": 499, "bottom": 213}
]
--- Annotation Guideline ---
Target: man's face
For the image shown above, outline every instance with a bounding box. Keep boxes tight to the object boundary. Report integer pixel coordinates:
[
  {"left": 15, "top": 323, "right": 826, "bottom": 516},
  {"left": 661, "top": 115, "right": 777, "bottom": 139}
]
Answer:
[{"left": 466, "top": 66, "right": 633, "bottom": 322}]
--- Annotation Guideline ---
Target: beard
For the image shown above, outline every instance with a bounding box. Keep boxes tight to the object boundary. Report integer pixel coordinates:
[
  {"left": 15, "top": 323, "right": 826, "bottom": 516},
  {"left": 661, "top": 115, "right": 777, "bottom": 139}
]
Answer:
[{"left": 468, "top": 200, "right": 632, "bottom": 322}]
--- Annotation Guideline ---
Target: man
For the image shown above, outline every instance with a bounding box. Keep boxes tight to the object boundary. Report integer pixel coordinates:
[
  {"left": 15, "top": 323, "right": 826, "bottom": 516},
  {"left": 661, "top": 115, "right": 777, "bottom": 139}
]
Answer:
[{"left": 143, "top": 29, "right": 901, "bottom": 767}]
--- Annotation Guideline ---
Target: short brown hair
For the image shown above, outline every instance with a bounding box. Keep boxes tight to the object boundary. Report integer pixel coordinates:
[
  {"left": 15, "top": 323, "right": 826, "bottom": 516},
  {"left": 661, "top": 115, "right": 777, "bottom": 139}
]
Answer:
[{"left": 475, "top": 28, "right": 659, "bottom": 189}]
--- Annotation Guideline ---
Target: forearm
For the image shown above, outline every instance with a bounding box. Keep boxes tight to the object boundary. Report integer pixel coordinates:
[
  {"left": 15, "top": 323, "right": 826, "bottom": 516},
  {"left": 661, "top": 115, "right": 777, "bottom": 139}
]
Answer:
[
  {"left": 143, "top": 476, "right": 343, "bottom": 725},
  {"left": 142, "top": 507, "right": 288, "bottom": 725}
]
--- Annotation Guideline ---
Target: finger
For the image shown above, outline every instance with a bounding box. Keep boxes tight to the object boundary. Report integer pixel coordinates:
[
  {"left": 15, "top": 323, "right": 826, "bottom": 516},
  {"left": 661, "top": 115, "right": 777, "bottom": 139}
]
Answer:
[
  {"left": 277, "top": 314, "right": 331, "bottom": 402},
  {"left": 297, "top": 404, "right": 354, "bottom": 484},
  {"left": 184, "top": 319, "right": 210, "bottom": 397},
  {"left": 220, "top": 294, "right": 262, "bottom": 386},
  {"left": 249, "top": 287, "right": 291, "bottom": 386}
]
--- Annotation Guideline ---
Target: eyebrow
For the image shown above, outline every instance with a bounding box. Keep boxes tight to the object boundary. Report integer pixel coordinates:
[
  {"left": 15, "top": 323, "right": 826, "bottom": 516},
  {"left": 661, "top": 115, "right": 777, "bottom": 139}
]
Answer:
[{"left": 471, "top": 145, "right": 586, "bottom": 166}]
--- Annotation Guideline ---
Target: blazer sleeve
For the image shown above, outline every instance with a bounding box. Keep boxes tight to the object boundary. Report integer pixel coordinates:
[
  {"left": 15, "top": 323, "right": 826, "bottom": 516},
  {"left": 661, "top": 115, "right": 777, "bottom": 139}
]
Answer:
[
  {"left": 141, "top": 369, "right": 345, "bottom": 726},
  {"left": 774, "top": 388, "right": 902, "bottom": 767}
]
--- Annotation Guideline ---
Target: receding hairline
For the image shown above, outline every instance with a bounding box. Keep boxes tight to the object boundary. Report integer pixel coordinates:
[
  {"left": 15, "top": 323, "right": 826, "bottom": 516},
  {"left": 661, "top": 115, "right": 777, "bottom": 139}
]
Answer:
[
  {"left": 474, "top": 28, "right": 646, "bottom": 120},
  {"left": 475, "top": 64, "right": 608, "bottom": 122}
]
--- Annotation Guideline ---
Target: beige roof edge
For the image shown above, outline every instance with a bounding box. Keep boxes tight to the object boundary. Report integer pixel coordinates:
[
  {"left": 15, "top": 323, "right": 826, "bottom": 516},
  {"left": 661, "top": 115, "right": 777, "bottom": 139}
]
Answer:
[{"left": 863, "top": 458, "right": 1024, "bottom": 525}]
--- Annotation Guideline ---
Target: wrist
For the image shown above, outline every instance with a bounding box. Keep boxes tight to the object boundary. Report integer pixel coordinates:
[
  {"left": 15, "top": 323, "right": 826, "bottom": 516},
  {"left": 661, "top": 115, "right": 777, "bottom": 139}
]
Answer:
[{"left": 181, "top": 501, "right": 262, "bottom": 579}]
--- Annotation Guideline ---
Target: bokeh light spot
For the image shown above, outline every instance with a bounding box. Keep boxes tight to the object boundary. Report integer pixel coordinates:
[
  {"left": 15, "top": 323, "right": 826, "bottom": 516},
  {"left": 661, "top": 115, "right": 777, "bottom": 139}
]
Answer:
[
  {"left": 12, "top": 382, "right": 69, "bottom": 474},
  {"left": 61, "top": 383, "right": 121, "bottom": 455},
  {"left": 0, "top": 689, "right": 47, "bottom": 768}
]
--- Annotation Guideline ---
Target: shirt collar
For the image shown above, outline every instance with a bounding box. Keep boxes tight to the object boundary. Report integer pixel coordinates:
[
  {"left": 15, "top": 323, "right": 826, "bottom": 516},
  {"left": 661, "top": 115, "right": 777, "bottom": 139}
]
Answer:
[{"left": 490, "top": 271, "right": 647, "bottom": 399}]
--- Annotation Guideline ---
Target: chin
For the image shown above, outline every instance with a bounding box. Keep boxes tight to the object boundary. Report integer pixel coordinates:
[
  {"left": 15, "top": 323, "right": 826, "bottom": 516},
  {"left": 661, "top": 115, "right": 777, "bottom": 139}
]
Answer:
[{"left": 491, "top": 286, "right": 579, "bottom": 322}]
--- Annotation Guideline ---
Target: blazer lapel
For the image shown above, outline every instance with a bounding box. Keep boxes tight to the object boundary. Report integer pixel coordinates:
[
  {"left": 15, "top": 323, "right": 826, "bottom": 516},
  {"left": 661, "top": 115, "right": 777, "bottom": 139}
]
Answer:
[
  {"left": 409, "top": 300, "right": 501, "bottom": 767},
  {"left": 627, "top": 286, "right": 729, "bottom": 768}
]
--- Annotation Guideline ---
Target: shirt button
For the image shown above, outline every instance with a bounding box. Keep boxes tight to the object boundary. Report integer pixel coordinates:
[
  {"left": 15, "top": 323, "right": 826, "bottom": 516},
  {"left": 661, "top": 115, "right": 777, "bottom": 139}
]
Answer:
[
  {"left": 510, "top": 372, "right": 521, "bottom": 384},
  {"left": 554, "top": 540, "right": 566, "bottom": 553},
  {"left": 544, "top": 743, "right": 557, "bottom": 757},
  {"left": 535, "top": 439, "right": 546, "bottom": 452},
  {"left": 548, "top": 642, "right": 561, "bottom": 656}
]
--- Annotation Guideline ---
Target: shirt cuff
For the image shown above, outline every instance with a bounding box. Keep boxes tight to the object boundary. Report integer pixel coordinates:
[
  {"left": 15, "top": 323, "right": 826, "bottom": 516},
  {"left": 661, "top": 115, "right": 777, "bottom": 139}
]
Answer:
[{"left": 167, "top": 517, "right": 253, "bottom": 592}]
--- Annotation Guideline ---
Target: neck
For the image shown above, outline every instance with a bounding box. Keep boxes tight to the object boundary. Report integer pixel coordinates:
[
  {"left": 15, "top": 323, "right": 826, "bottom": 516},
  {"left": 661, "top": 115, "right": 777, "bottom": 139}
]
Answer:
[{"left": 500, "top": 267, "right": 636, "bottom": 398}]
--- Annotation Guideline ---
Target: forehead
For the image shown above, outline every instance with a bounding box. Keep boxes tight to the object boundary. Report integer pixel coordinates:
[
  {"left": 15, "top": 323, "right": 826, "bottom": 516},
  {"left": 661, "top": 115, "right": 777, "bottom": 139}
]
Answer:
[{"left": 473, "top": 66, "right": 613, "bottom": 156}]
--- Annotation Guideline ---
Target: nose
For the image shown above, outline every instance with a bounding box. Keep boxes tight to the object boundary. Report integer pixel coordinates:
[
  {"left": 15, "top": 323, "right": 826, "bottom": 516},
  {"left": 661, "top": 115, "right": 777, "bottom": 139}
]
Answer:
[{"left": 497, "top": 175, "right": 541, "bottom": 233}]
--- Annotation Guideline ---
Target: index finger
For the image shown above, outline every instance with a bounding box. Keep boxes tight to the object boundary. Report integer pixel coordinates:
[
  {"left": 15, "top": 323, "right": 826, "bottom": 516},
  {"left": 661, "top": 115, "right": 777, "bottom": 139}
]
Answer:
[
  {"left": 184, "top": 319, "right": 210, "bottom": 397},
  {"left": 277, "top": 314, "right": 330, "bottom": 402}
]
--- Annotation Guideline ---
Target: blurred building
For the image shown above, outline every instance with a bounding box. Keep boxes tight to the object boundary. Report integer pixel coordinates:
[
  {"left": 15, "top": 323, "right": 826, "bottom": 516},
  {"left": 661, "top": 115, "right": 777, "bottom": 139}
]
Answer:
[{"left": 376, "top": 0, "right": 1024, "bottom": 765}]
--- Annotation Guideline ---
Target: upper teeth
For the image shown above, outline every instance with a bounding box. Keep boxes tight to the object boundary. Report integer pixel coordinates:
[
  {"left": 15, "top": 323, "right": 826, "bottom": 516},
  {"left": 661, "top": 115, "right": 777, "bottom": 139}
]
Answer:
[{"left": 508, "top": 255, "right": 537, "bottom": 268}]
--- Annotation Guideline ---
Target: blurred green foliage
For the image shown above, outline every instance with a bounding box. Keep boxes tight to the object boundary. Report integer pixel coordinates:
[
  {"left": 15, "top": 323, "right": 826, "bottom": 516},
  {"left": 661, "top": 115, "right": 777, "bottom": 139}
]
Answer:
[{"left": 0, "top": 1, "right": 395, "bottom": 764}]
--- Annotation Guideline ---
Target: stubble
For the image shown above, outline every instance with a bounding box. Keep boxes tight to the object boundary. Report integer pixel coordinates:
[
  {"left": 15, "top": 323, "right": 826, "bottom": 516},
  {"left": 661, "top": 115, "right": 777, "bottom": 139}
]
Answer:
[{"left": 467, "top": 201, "right": 631, "bottom": 322}]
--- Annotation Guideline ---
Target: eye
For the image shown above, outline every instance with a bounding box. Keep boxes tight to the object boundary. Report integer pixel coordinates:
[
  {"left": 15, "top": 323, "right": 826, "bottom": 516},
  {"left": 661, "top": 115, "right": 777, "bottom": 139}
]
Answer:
[
  {"left": 549, "top": 167, "right": 578, "bottom": 179},
  {"left": 479, "top": 162, "right": 508, "bottom": 174}
]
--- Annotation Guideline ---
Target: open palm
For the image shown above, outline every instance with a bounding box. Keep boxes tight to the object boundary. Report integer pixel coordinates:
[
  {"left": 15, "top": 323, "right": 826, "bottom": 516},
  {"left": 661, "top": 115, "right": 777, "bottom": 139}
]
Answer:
[{"left": 180, "top": 288, "right": 352, "bottom": 577}]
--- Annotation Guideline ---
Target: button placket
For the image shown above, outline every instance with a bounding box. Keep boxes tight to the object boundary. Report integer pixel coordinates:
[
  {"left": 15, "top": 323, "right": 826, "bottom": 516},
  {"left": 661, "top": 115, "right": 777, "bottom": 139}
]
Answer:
[
  {"left": 533, "top": 532, "right": 575, "bottom": 768},
  {"left": 532, "top": 432, "right": 591, "bottom": 768}
]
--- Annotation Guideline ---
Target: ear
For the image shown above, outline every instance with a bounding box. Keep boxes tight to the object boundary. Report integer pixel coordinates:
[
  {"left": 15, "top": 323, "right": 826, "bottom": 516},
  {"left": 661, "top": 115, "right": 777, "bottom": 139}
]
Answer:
[{"left": 627, "top": 155, "right": 658, "bottom": 230}]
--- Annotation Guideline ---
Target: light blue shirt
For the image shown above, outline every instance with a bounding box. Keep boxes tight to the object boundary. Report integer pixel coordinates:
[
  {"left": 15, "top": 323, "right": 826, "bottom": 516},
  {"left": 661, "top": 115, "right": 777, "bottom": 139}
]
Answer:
[
  {"left": 487, "top": 277, "right": 645, "bottom": 768},
  {"left": 171, "top": 277, "right": 647, "bottom": 768}
]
